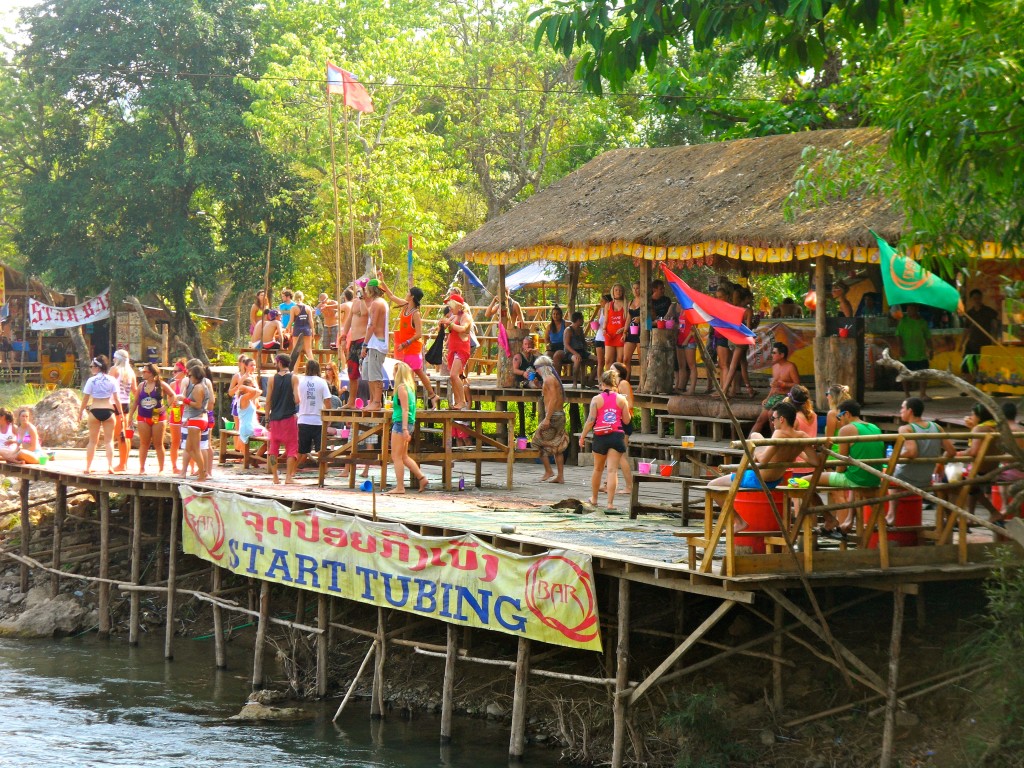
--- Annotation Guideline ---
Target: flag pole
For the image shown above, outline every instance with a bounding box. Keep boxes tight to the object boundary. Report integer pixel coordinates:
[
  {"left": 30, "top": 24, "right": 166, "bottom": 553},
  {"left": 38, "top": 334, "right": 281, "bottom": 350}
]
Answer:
[
  {"left": 341, "top": 79, "right": 359, "bottom": 284},
  {"left": 326, "top": 84, "right": 343, "bottom": 361}
]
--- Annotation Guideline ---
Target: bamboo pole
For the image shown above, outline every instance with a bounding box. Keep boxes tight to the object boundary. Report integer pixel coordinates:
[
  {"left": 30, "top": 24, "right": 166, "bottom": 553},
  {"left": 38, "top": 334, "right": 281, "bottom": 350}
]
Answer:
[
  {"left": 212, "top": 566, "right": 226, "bottom": 669},
  {"left": 98, "top": 491, "right": 110, "bottom": 637},
  {"left": 252, "top": 580, "right": 271, "bottom": 690},
  {"left": 316, "top": 594, "right": 328, "bottom": 697},
  {"left": 412, "top": 647, "right": 631, "bottom": 685},
  {"left": 154, "top": 501, "right": 164, "bottom": 583},
  {"left": 333, "top": 640, "right": 378, "bottom": 722},
  {"left": 440, "top": 623, "right": 457, "bottom": 744},
  {"left": 508, "top": 636, "right": 531, "bottom": 761},
  {"left": 19, "top": 478, "right": 30, "bottom": 593},
  {"left": 50, "top": 481, "right": 66, "bottom": 597},
  {"left": 129, "top": 494, "right": 142, "bottom": 646},
  {"left": 341, "top": 86, "right": 359, "bottom": 283},
  {"left": 772, "top": 601, "right": 784, "bottom": 712},
  {"left": 327, "top": 91, "right": 344, "bottom": 357},
  {"left": 165, "top": 495, "right": 179, "bottom": 660},
  {"left": 611, "top": 577, "right": 631, "bottom": 768},
  {"left": 880, "top": 587, "right": 905, "bottom": 768}
]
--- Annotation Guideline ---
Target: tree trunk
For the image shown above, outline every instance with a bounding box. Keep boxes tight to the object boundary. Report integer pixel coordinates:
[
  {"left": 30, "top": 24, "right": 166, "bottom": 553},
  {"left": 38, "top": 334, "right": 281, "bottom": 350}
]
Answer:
[
  {"left": 125, "top": 295, "right": 164, "bottom": 343},
  {"left": 67, "top": 325, "right": 92, "bottom": 383},
  {"left": 171, "top": 289, "right": 209, "bottom": 364}
]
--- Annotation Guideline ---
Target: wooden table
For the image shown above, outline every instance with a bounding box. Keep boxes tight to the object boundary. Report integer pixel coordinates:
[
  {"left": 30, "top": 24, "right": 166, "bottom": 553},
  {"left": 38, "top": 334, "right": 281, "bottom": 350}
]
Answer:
[
  {"left": 656, "top": 414, "right": 749, "bottom": 441},
  {"left": 317, "top": 410, "right": 391, "bottom": 490},
  {"left": 411, "top": 409, "right": 516, "bottom": 491}
]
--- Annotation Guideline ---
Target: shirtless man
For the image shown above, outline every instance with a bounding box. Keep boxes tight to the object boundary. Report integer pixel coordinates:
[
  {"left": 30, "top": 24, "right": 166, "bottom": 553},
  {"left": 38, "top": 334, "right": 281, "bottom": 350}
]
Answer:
[
  {"left": 709, "top": 401, "right": 808, "bottom": 532},
  {"left": 360, "top": 279, "right": 390, "bottom": 410},
  {"left": 336, "top": 289, "right": 353, "bottom": 355},
  {"left": 251, "top": 309, "right": 283, "bottom": 369},
  {"left": 486, "top": 288, "right": 525, "bottom": 329},
  {"left": 340, "top": 288, "right": 367, "bottom": 408},
  {"left": 441, "top": 293, "right": 474, "bottom": 410},
  {"left": 532, "top": 356, "right": 569, "bottom": 483},
  {"left": 317, "top": 292, "right": 340, "bottom": 349},
  {"left": 750, "top": 342, "right": 800, "bottom": 436}
]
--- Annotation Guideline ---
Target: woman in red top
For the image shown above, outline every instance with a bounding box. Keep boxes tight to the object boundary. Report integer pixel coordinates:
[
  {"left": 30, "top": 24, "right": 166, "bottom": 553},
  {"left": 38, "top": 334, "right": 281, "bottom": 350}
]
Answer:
[
  {"left": 602, "top": 283, "right": 627, "bottom": 366},
  {"left": 378, "top": 278, "right": 442, "bottom": 409}
]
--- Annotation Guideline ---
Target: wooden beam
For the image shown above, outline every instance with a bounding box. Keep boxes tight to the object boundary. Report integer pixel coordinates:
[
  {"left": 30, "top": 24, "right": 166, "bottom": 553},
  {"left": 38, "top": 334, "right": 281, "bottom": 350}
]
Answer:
[
  {"left": 441, "top": 623, "right": 457, "bottom": 744},
  {"left": 880, "top": 587, "right": 906, "bottom": 768},
  {"left": 611, "top": 577, "right": 631, "bottom": 768},
  {"left": 19, "top": 478, "right": 30, "bottom": 593},
  {"left": 50, "top": 482, "right": 66, "bottom": 597},
  {"left": 98, "top": 491, "right": 111, "bottom": 637},
  {"left": 626, "top": 600, "right": 736, "bottom": 706},
  {"left": 813, "top": 258, "right": 827, "bottom": 411},
  {"left": 129, "top": 494, "right": 142, "bottom": 645},
  {"left": 165, "top": 495, "right": 179, "bottom": 660},
  {"left": 212, "top": 567, "right": 227, "bottom": 669},
  {"left": 252, "top": 580, "right": 271, "bottom": 690},
  {"left": 509, "top": 637, "right": 531, "bottom": 760},
  {"left": 316, "top": 594, "right": 328, "bottom": 697}
]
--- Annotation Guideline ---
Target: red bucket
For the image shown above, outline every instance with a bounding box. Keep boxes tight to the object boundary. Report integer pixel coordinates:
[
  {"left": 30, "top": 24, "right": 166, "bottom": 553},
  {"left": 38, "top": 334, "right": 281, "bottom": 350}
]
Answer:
[
  {"left": 733, "top": 490, "right": 784, "bottom": 554},
  {"left": 869, "top": 496, "right": 922, "bottom": 548}
]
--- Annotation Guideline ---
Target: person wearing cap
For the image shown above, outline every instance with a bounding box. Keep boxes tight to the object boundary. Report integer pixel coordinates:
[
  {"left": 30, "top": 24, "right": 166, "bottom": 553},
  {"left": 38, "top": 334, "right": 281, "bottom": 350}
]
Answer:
[
  {"left": 375, "top": 273, "right": 441, "bottom": 409},
  {"left": 360, "top": 278, "right": 390, "bottom": 410},
  {"left": 440, "top": 293, "right": 474, "bottom": 409},
  {"left": 532, "top": 356, "right": 569, "bottom": 483},
  {"left": 749, "top": 342, "right": 800, "bottom": 437}
]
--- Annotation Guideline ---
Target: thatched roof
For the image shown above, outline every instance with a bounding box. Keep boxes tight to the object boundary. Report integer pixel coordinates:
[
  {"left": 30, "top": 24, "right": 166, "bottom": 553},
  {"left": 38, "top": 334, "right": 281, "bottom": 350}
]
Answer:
[{"left": 449, "top": 128, "right": 904, "bottom": 271}]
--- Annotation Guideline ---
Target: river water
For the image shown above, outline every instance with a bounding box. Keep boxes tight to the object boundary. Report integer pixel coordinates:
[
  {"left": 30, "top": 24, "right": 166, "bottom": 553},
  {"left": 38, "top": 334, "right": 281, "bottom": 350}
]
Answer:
[{"left": 0, "top": 636, "right": 561, "bottom": 768}]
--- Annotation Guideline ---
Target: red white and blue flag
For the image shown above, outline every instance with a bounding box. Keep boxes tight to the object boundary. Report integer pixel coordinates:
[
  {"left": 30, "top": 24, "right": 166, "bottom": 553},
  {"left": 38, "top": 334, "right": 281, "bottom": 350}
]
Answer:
[
  {"left": 326, "top": 61, "right": 374, "bottom": 113},
  {"left": 660, "top": 264, "right": 755, "bottom": 345}
]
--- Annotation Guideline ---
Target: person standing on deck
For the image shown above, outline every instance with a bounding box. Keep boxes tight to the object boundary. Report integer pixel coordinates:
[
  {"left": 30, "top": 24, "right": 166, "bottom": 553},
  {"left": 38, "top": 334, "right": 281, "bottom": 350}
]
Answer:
[
  {"left": 265, "top": 353, "right": 300, "bottom": 484},
  {"left": 960, "top": 289, "right": 1000, "bottom": 385},
  {"left": 341, "top": 289, "right": 368, "bottom": 409},
  {"left": 532, "top": 355, "right": 570, "bottom": 483},
  {"left": 895, "top": 304, "right": 933, "bottom": 399},
  {"left": 375, "top": 275, "right": 441, "bottom": 409},
  {"left": 289, "top": 291, "right": 315, "bottom": 371},
  {"left": 296, "top": 359, "right": 332, "bottom": 470},
  {"left": 317, "top": 292, "right": 340, "bottom": 350},
  {"left": 749, "top": 342, "right": 800, "bottom": 436},
  {"left": 578, "top": 369, "right": 631, "bottom": 510},
  {"left": 440, "top": 293, "right": 474, "bottom": 410},
  {"left": 360, "top": 279, "right": 390, "bottom": 411}
]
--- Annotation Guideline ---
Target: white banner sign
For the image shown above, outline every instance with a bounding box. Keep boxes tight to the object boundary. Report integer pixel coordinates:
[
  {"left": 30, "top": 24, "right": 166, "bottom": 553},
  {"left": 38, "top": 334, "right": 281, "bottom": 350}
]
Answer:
[{"left": 28, "top": 288, "right": 111, "bottom": 330}]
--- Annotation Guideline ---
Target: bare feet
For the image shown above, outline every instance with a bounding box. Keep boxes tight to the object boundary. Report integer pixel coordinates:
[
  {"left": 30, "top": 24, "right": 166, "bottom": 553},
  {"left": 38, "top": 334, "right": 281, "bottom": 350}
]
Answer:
[
  {"left": 284, "top": 479, "right": 298, "bottom": 485},
  {"left": 540, "top": 472, "right": 554, "bottom": 482},
  {"left": 417, "top": 475, "right": 429, "bottom": 492},
  {"left": 385, "top": 487, "right": 406, "bottom": 495},
  {"left": 551, "top": 476, "right": 564, "bottom": 484}
]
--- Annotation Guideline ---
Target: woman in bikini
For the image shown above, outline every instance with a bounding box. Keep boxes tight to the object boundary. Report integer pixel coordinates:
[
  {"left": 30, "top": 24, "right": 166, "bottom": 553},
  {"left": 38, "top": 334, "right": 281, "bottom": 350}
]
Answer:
[
  {"left": 12, "top": 408, "right": 45, "bottom": 464},
  {"left": 440, "top": 293, "right": 474, "bottom": 410},
  {"left": 578, "top": 369, "right": 632, "bottom": 510},
  {"left": 178, "top": 365, "right": 210, "bottom": 481},
  {"left": 602, "top": 283, "right": 627, "bottom": 367},
  {"left": 386, "top": 361, "right": 429, "bottom": 495},
  {"left": 79, "top": 355, "right": 119, "bottom": 474},
  {"left": 129, "top": 363, "right": 178, "bottom": 474},
  {"left": 622, "top": 283, "right": 642, "bottom": 382},
  {"left": 250, "top": 289, "right": 270, "bottom": 336}
]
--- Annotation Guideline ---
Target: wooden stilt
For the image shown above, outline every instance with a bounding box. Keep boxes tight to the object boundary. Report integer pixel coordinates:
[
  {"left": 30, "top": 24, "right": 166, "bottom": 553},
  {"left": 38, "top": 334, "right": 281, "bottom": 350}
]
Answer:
[
  {"left": 19, "top": 478, "right": 30, "bottom": 593},
  {"left": 440, "top": 623, "right": 457, "bottom": 744},
  {"left": 316, "top": 594, "right": 328, "bottom": 697},
  {"left": 509, "top": 636, "right": 531, "bottom": 761},
  {"left": 880, "top": 587, "right": 906, "bottom": 768},
  {"left": 332, "top": 640, "right": 378, "bottom": 722},
  {"left": 772, "top": 601, "right": 785, "bottom": 711},
  {"left": 98, "top": 491, "right": 111, "bottom": 637},
  {"left": 165, "top": 495, "right": 179, "bottom": 660},
  {"left": 371, "top": 607, "right": 386, "bottom": 718},
  {"left": 611, "top": 577, "right": 631, "bottom": 768},
  {"left": 154, "top": 501, "right": 165, "bottom": 583},
  {"left": 252, "top": 579, "right": 271, "bottom": 690},
  {"left": 50, "top": 482, "right": 66, "bottom": 598},
  {"left": 212, "top": 566, "right": 226, "bottom": 669},
  {"left": 129, "top": 494, "right": 142, "bottom": 646},
  {"left": 916, "top": 587, "right": 926, "bottom": 629},
  {"left": 328, "top": 598, "right": 337, "bottom": 647}
]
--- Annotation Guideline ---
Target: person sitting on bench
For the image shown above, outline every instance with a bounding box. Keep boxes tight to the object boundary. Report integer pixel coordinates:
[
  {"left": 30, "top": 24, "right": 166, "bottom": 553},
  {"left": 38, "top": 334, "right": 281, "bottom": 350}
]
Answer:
[{"left": 708, "top": 401, "right": 807, "bottom": 532}]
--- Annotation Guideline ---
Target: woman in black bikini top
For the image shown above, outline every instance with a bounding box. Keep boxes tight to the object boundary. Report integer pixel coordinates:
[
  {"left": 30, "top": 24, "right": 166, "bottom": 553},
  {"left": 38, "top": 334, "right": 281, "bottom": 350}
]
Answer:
[{"left": 79, "top": 355, "right": 119, "bottom": 474}]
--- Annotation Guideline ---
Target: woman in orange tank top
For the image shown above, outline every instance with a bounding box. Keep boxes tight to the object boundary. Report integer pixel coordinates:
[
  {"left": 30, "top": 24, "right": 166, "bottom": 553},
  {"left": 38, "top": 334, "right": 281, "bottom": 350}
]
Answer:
[{"left": 380, "top": 281, "right": 441, "bottom": 409}]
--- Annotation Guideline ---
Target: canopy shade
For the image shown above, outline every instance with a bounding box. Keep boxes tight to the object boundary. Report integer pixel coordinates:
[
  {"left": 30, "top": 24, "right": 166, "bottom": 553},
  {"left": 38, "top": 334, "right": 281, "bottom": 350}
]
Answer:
[
  {"left": 505, "top": 260, "right": 565, "bottom": 291},
  {"left": 449, "top": 129, "right": 904, "bottom": 271}
]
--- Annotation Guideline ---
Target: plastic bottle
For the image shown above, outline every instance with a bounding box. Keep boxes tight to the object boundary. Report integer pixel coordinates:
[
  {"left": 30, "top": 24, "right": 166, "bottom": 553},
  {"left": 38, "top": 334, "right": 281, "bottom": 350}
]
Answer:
[
  {"left": 458, "top": 473, "right": 465, "bottom": 491},
  {"left": 885, "top": 445, "right": 893, "bottom": 458}
]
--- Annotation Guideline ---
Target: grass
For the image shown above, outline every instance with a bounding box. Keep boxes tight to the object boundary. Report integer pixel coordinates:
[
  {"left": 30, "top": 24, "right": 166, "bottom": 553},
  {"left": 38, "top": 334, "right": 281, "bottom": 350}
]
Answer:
[{"left": 0, "top": 383, "right": 52, "bottom": 410}]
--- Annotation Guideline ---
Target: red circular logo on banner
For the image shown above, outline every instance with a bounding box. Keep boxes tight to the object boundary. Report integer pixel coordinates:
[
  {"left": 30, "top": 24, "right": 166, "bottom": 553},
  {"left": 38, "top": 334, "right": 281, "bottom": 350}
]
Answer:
[
  {"left": 183, "top": 496, "right": 226, "bottom": 561},
  {"left": 525, "top": 556, "right": 598, "bottom": 643}
]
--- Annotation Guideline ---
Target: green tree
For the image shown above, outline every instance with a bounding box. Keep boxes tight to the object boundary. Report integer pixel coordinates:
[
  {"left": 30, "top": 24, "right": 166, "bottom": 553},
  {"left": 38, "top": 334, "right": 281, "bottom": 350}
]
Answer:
[{"left": 15, "top": 0, "right": 309, "bottom": 361}]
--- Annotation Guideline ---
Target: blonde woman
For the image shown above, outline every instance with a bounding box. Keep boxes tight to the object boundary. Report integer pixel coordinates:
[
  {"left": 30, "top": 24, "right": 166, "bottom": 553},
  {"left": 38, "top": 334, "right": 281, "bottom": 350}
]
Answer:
[
  {"left": 128, "top": 363, "right": 178, "bottom": 473},
  {"left": 110, "top": 349, "right": 137, "bottom": 472},
  {"left": 387, "top": 361, "right": 428, "bottom": 494},
  {"left": 825, "top": 384, "right": 851, "bottom": 438},
  {"left": 79, "top": 355, "right": 119, "bottom": 474}
]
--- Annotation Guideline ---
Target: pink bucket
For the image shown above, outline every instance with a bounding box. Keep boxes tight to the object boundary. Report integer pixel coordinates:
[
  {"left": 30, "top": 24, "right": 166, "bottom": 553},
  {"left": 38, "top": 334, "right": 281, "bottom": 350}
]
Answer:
[{"left": 516, "top": 437, "right": 528, "bottom": 450}]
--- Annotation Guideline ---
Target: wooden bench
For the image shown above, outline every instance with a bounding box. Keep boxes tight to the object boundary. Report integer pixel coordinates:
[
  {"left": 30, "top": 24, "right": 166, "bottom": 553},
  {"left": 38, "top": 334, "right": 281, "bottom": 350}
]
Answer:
[
  {"left": 218, "top": 429, "right": 268, "bottom": 468},
  {"left": 628, "top": 472, "right": 711, "bottom": 525},
  {"left": 656, "top": 414, "right": 750, "bottom": 442}
]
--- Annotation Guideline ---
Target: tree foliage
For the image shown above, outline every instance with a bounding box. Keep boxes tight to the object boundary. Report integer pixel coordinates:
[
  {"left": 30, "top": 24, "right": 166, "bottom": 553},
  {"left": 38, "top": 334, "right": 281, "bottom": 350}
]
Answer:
[{"left": 14, "top": 0, "right": 310, "bottom": 359}]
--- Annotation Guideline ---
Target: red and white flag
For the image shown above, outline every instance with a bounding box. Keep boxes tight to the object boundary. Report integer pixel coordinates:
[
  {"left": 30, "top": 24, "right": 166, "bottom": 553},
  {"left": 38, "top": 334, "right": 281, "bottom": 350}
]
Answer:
[{"left": 326, "top": 61, "right": 374, "bottom": 113}]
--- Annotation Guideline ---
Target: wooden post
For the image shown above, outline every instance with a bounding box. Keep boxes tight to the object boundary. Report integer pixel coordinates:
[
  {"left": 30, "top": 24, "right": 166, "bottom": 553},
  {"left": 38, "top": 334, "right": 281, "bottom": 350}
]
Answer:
[
  {"left": 509, "top": 636, "right": 531, "bottom": 761},
  {"left": 772, "top": 601, "right": 785, "bottom": 711},
  {"left": 880, "top": 587, "right": 906, "bottom": 768},
  {"left": 645, "top": 328, "right": 675, "bottom": 394},
  {"left": 212, "top": 566, "right": 227, "bottom": 669},
  {"left": 440, "top": 623, "right": 458, "bottom": 744},
  {"left": 567, "top": 263, "right": 580, "bottom": 316},
  {"left": 50, "top": 482, "right": 66, "bottom": 597},
  {"left": 19, "top": 478, "right": 30, "bottom": 593},
  {"left": 98, "top": 491, "right": 111, "bottom": 637},
  {"left": 252, "top": 580, "right": 271, "bottom": 690},
  {"left": 316, "top": 594, "right": 328, "bottom": 697},
  {"left": 154, "top": 500, "right": 165, "bottom": 583},
  {"left": 813, "top": 259, "right": 828, "bottom": 412},
  {"left": 611, "top": 577, "right": 631, "bottom": 768},
  {"left": 371, "top": 607, "right": 386, "bottom": 718},
  {"left": 129, "top": 494, "right": 143, "bottom": 646},
  {"left": 496, "top": 265, "right": 513, "bottom": 387},
  {"left": 638, "top": 259, "right": 651, "bottom": 392},
  {"left": 165, "top": 495, "right": 179, "bottom": 660}
]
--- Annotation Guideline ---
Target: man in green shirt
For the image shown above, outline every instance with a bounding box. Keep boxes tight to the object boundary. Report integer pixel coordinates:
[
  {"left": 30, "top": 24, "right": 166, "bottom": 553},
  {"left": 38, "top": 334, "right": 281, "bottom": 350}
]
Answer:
[{"left": 895, "top": 304, "right": 932, "bottom": 399}]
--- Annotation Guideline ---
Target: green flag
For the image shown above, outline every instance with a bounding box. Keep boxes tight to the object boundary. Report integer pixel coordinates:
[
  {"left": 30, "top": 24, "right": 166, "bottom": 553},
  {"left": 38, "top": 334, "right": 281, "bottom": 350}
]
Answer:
[{"left": 871, "top": 230, "right": 961, "bottom": 312}]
